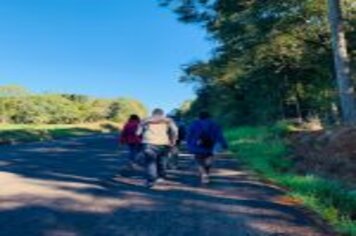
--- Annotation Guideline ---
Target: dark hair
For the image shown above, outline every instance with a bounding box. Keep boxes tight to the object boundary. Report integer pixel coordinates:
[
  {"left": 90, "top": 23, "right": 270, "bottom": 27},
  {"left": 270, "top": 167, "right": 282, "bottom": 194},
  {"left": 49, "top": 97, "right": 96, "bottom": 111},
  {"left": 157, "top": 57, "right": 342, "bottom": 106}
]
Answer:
[
  {"left": 129, "top": 114, "right": 140, "bottom": 122},
  {"left": 199, "top": 111, "right": 211, "bottom": 119},
  {"left": 152, "top": 108, "right": 164, "bottom": 116}
]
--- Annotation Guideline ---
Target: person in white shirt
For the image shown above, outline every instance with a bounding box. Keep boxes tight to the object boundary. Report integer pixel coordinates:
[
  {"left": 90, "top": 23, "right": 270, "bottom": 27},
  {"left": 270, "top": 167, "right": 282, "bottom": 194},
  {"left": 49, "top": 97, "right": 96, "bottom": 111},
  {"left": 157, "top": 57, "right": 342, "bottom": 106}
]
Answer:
[{"left": 137, "top": 108, "right": 178, "bottom": 188}]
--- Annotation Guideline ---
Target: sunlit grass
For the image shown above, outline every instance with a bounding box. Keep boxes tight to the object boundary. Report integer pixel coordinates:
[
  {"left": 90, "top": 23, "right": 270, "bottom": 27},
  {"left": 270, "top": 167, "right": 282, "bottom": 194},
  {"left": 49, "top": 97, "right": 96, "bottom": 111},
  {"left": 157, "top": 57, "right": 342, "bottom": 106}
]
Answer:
[
  {"left": 226, "top": 124, "right": 356, "bottom": 235},
  {"left": 0, "top": 122, "right": 119, "bottom": 144},
  {"left": 0, "top": 124, "right": 78, "bottom": 130}
]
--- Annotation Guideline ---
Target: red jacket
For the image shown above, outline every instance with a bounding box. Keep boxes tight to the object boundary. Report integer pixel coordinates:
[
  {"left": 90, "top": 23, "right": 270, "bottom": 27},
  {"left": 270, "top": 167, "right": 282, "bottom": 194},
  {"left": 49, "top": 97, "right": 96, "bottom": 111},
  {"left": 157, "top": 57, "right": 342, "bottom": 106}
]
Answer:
[{"left": 120, "top": 121, "right": 142, "bottom": 144}]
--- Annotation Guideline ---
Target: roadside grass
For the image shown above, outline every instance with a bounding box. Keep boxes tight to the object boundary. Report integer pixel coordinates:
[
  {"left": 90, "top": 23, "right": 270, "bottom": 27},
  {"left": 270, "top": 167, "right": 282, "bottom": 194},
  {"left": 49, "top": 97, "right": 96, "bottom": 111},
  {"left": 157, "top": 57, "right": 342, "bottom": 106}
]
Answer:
[
  {"left": 226, "top": 124, "right": 356, "bottom": 236},
  {"left": 0, "top": 122, "right": 119, "bottom": 145}
]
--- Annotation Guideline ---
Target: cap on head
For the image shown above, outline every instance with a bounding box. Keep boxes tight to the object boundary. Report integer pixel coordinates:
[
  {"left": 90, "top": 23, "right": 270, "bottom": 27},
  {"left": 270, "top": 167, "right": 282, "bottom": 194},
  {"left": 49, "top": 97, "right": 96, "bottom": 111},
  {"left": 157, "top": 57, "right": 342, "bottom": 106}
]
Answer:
[{"left": 152, "top": 108, "right": 164, "bottom": 116}]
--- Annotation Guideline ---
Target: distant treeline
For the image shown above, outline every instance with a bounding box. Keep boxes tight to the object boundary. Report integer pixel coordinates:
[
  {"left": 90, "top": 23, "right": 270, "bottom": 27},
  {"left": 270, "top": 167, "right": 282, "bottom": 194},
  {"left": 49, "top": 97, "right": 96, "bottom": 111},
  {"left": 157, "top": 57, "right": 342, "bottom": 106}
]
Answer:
[{"left": 0, "top": 85, "right": 147, "bottom": 124}]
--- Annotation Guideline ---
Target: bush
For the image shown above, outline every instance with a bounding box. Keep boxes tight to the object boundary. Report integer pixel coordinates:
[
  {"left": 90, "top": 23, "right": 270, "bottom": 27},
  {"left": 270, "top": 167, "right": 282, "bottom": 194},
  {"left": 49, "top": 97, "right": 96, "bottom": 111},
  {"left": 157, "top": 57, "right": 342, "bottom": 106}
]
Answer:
[{"left": 0, "top": 86, "right": 147, "bottom": 125}]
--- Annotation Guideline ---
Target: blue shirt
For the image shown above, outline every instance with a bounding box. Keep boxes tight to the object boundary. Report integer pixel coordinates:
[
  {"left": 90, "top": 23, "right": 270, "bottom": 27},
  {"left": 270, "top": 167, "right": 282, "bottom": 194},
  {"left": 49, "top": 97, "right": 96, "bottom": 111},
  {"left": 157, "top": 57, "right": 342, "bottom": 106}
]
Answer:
[{"left": 187, "top": 119, "right": 228, "bottom": 155}]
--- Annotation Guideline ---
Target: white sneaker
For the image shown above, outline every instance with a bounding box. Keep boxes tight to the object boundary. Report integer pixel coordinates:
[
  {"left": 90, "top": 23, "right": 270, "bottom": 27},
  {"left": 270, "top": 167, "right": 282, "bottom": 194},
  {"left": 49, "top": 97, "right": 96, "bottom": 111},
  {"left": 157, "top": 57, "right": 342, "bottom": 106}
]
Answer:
[
  {"left": 145, "top": 181, "right": 155, "bottom": 188},
  {"left": 130, "top": 163, "right": 142, "bottom": 171},
  {"left": 201, "top": 174, "right": 210, "bottom": 184},
  {"left": 156, "top": 178, "right": 165, "bottom": 184}
]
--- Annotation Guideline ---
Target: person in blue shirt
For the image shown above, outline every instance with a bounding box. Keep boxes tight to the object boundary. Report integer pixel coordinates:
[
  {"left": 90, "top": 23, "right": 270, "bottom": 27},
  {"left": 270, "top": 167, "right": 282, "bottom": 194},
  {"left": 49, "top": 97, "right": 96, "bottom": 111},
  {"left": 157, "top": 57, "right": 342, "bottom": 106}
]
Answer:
[{"left": 187, "top": 111, "right": 228, "bottom": 184}]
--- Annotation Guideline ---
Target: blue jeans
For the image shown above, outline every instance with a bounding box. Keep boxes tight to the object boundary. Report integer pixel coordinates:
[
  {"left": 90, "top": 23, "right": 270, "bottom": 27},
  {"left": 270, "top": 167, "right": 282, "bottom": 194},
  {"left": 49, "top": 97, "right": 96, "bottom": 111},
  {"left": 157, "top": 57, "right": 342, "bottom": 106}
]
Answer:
[
  {"left": 167, "top": 146, "right": 179, "bottom": 169},
  {"left": 143, "top": 144, "right": 170, "bottom": 182},
  {"left": 128, "top": 144, "right": 142, "bottom": 163}
]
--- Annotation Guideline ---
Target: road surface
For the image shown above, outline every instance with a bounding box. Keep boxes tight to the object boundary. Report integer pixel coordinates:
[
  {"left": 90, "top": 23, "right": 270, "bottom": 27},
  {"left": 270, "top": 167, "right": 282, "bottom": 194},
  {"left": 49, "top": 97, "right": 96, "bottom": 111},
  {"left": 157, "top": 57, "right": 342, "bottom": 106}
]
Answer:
[{"left": 0, "top": 135, "right": 334, "bottom": 236}]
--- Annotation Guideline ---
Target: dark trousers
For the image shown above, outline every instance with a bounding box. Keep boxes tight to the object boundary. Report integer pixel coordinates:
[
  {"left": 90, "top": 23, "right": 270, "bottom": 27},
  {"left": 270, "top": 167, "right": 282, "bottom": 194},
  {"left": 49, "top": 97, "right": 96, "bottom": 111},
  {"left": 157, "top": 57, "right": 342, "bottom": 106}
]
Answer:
[
  {"left": 167, "top": 146, "right": 179, "bottom": 169},
  {"left": 127, "top": 143, "right": 142, "bottom": 163},
  {"left": 195, "top": 153, "right": 213, "bottom": 175},
  {"left": 143, "top": 144, "right": 170, "bottom": 182}
]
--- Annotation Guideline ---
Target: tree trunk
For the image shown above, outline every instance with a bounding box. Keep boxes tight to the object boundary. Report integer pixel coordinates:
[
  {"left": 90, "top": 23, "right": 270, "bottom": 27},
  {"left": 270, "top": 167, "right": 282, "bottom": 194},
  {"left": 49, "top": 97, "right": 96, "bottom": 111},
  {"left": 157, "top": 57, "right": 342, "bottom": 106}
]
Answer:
[
  {"left": 295, "top": 89, "right": 303, "bottom": 124},
  {"left": 327, "top": 0, "right": 356, "bottom": 124}
]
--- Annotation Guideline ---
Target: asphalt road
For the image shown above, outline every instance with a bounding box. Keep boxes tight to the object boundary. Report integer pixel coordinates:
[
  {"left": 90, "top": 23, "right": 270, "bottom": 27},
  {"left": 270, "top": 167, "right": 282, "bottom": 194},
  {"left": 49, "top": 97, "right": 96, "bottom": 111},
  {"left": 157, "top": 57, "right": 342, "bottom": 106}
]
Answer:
[{"left": 0, "top": 135, "right": 334, "bottom": 236}]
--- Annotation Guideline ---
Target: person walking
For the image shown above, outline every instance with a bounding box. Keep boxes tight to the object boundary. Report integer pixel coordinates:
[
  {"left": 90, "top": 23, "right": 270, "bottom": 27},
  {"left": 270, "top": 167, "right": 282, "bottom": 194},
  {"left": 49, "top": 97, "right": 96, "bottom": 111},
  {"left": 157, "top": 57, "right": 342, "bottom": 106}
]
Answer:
[
  {"left": 119, "top": 114, "right": 142, "bottom": 169},
  {"left": 137, "top": 108, "right": 178, "bottom": 188},
  {"left": 187, "top": 111, "right": 228, "bottom": 184}
]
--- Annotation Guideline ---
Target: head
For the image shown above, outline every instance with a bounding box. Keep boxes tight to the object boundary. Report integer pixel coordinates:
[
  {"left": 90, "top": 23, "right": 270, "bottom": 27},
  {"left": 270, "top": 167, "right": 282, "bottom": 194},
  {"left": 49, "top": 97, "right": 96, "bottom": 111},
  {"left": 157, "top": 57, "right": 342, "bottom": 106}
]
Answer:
[
  {"left": 199, "top": 111, "right": 211, "bottom": 120},
  {"left": 152, "top": 108, "right": 165, "bottom": 117},
  {"left": 129, "top": 114, "right": 140, "bottom": 122}
]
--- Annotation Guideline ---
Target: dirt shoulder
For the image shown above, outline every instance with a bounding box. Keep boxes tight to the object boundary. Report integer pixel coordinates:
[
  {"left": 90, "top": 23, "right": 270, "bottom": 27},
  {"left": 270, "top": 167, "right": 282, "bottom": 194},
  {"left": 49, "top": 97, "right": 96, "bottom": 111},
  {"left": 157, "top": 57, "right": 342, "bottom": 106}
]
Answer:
[{"left": 288, "top": 126, "right": 356, "bottom": 188}]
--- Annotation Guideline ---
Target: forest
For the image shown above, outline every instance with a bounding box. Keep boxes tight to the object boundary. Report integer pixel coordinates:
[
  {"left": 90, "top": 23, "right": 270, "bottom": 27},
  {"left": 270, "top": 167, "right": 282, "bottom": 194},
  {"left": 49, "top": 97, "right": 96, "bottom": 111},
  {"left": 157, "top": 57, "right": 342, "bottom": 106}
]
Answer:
[{"left": 162, "top": 0, "right": 355, "bottom": 126}]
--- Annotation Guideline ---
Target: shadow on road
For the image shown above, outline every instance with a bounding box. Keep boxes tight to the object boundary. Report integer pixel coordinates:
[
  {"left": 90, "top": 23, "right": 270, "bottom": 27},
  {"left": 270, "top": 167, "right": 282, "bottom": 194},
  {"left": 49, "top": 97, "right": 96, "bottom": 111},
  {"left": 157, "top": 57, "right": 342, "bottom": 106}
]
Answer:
[{"left": 0, "top": 135, "right": 333, "bottom": 236}]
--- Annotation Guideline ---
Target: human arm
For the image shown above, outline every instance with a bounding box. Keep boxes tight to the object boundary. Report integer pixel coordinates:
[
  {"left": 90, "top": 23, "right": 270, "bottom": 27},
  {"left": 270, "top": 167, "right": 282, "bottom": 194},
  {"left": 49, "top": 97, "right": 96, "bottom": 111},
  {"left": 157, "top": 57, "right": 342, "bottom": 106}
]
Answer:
[
  {"left": 136, "top": 121, "right": 145, "bottom": 137},
  {"left": 215, "top": 124, "right": 228, "bottom": 150},
  {"left": 119, "top": 124, "right": 128, "bottom": 144},
  {"left": 168, "top": 119, "right": 179, "bottom": 146}
]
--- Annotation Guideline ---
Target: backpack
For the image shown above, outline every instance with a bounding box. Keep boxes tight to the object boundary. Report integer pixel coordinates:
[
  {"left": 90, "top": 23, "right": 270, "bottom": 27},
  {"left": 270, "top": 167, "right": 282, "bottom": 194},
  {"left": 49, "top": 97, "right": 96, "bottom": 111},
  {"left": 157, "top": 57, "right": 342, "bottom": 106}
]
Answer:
[{"left": 197, "top": 124, "right": 214, "bottom": 149}]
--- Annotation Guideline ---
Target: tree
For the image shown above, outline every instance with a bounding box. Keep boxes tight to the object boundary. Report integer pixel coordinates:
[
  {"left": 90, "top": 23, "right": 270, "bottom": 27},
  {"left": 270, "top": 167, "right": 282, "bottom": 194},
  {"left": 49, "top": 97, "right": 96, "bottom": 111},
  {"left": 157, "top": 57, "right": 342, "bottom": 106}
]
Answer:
[
  {"left": 108, "top": 98, "right": 148, "bottom": 123},
  {"left": 327, "top": 0, "right": 356, "bottom": 124},
  {"left": 0, "top": 85, "right": 147, "bottom": 125},
  {"left": 0, "top": 85, "right": 30, "bottom": 123},
  {"left": 161, "top": 0, "right": 355, "bottom": 126}
]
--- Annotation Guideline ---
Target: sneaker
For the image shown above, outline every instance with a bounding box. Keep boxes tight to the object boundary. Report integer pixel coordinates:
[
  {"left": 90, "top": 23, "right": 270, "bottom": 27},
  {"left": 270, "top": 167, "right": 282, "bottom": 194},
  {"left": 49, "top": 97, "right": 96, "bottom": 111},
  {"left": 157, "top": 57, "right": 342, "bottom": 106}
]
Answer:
[
  {"left": 156, "top": 178, "right": 165, "bottom": 184},
  {"left": 201, "top": 174, "right": 210, "bottom": 184},
  {"left": 145, "top": 181, "right": 155, "bottom": 188},
  {"left": 130, "top": 162, "right": 142, "bottom": 171}
]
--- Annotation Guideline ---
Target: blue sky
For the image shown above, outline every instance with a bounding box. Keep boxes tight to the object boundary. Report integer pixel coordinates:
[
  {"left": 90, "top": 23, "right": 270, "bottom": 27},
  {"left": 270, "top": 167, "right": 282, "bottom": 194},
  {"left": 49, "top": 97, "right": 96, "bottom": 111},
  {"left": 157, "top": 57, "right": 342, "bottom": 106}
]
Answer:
[{"left": 0, "top": 0, "right": 212, "bottom": 112}]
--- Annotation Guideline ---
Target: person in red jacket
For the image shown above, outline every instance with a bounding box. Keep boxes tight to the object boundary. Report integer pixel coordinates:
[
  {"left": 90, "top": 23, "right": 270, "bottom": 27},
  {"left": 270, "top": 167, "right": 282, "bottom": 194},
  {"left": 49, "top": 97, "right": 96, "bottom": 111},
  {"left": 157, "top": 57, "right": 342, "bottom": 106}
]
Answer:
[{"left": 120, "top": 114, "right": 142, "bottom": 167}]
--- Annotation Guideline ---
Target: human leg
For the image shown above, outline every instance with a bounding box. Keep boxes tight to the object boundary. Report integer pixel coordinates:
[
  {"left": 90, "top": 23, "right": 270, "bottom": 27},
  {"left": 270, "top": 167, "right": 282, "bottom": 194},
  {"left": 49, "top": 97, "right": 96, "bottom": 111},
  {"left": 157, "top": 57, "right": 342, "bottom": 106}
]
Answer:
[
  {"left": 156, "top": 146, "right": 170, "bottom": 179},
  {"left": 195, "top": 154, "right": 213, "bottom": 184},
  {"left": 143, "top": 144, "right": 159, "bottom": 185},
  {"left": 128, "top": 144, "right": 138, "bottom": 163},
  {"left": 166, "top": 146, "right": 179, "bottom": 170}
]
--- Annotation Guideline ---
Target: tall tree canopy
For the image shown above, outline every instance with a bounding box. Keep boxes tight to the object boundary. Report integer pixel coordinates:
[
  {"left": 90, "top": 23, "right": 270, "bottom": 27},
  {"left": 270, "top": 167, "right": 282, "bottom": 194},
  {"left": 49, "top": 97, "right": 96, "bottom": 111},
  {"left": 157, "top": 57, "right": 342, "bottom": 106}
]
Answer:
[{"left": 162, "top": 0, "right": 355, "bottom": 125}]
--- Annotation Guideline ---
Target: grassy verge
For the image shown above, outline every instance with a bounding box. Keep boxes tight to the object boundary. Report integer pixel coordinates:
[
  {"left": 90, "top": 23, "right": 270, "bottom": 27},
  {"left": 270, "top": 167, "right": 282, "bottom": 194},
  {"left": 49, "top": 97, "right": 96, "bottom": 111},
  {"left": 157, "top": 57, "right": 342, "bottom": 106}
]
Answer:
[
  {"left": 0, "top": 122, "right": 119, "bottom": 145},
  {"left": 226, "top": 124, "right": 356, "bottom": 236}
]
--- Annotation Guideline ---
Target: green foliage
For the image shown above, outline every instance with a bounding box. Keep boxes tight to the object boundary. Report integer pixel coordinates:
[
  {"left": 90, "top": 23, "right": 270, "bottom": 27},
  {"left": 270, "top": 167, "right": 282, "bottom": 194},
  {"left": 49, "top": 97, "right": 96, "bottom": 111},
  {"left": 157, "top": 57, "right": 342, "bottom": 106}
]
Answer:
[
  {"left": 163, "top": 0, "right": 355, "bottom": 125},
  {"left": 270, "top": 120, "right": 296, "bottom": 136},
  {"left": 227, "top": 125, "right": 356, "bottom": 235},
  {"left": 226, "top": 126, "right": 290, "bottom": 175},
  {"left": 108, "top": 98, "right": 148, "bottom": 123},
  {"left": 0, "top": 85, "right": 147, "bottom": 125}
]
